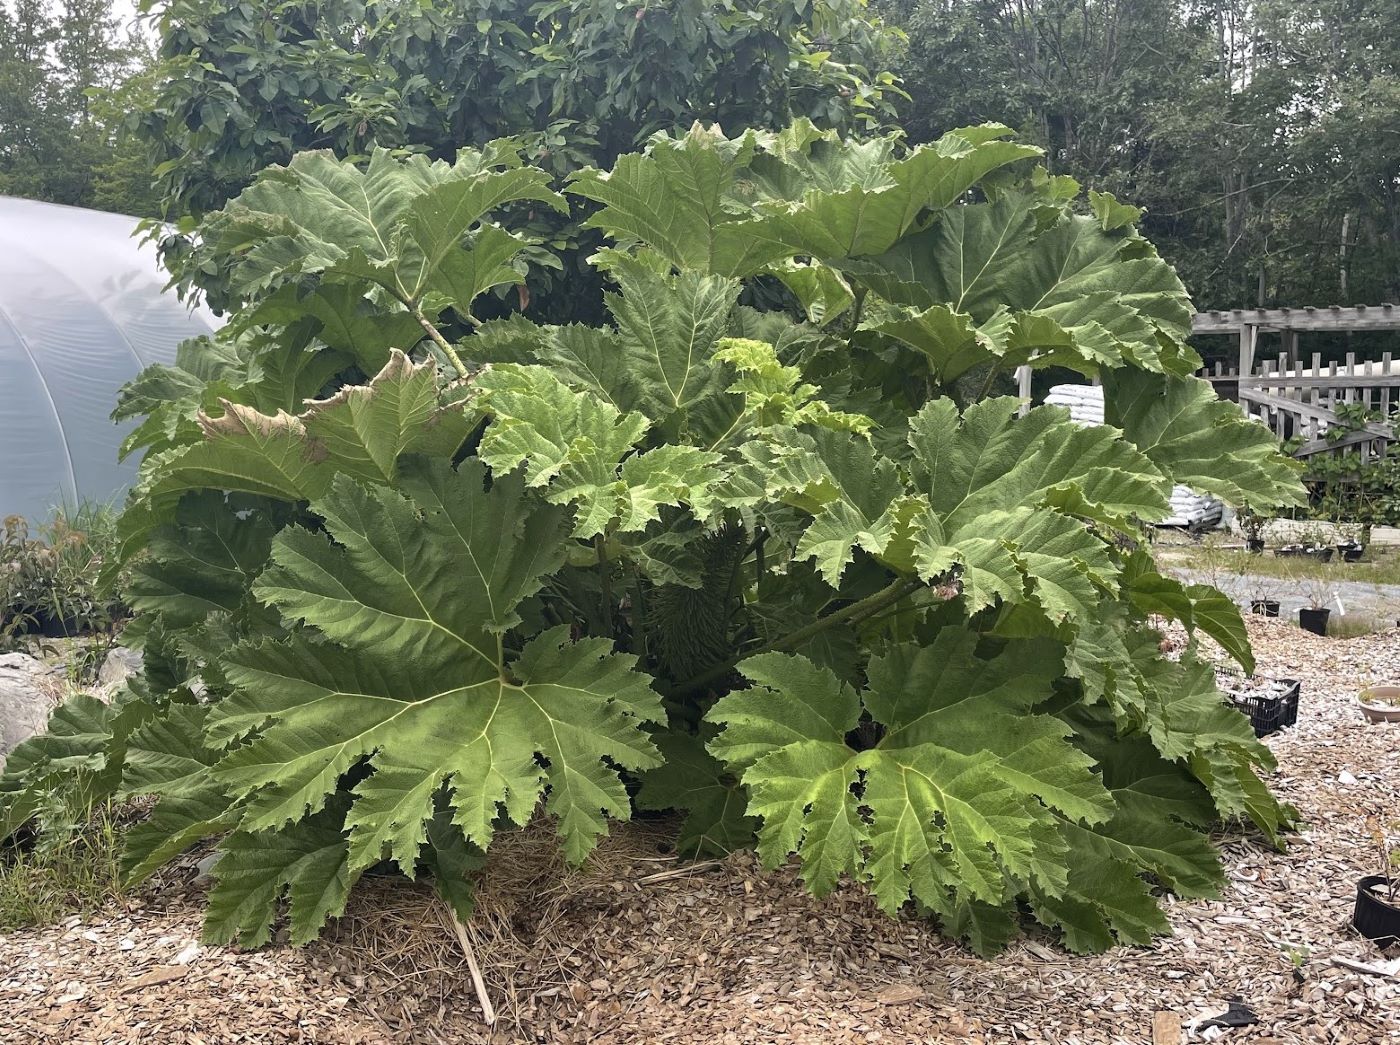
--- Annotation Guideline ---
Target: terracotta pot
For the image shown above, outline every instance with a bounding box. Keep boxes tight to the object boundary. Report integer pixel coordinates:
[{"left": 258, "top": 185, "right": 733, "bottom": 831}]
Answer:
[{"left": 1358, "top": 686, "right": 1400, "bottom": 724}]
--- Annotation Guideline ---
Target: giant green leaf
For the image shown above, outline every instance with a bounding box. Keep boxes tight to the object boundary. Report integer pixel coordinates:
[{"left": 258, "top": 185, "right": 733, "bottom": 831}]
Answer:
[
  {"left": 125, "top": 494, "right": 277, "bottom": 627},
  {"left": 759, "top": 396, "right": 1168, "bottom": 622},
  {"left": 146, "top": 351, "right": 471, "bottom": 502},
  {"left": 747, "top": 127, "right": 1040, "bottom": 260},
  {"left": 120, "top": 704, "right": 237, "bottom": 882},
  {"left": 847, "top": 195, "right": 1195, "bottom": 377},
  {"left": 203, "top": 799, "right": 359, "bottom": 948},
  {"left": 209, "top": 146, "right": 564, "bottom": 308},
  {"left": 569, "top": 125, "right": 787, "bottom": 277},
  {"left": 1103, "top": 370, "right": 1307, "bottom": 508},
  {"left": 475, "top": 364, "right": 724, "bottom": 537},
  {"left": 212, "top": 459, "right": 664, "bottom": 872},
  {"left": 708, "top": 629, "right": 1110, "bottom": 935},
  {"left": 635, "top": 730, "right": 758, "bottom": 858}
]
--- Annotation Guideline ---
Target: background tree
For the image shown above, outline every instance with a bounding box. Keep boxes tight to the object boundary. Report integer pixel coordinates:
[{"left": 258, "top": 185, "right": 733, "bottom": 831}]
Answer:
[
  {"left": 0, "top": 0, "right": 156, "bottom": 214},
  {"left": 124, "top": 0, "right": 903, "bottom": 313},
  {"left": 880, "top": 0, "right": 1400, "bottom": 318}
]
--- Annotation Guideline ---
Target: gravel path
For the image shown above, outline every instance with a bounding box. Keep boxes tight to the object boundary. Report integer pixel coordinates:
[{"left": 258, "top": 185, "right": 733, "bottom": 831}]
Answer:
[
  {"left": 1172, "top": 568, "right": 1400, "bottom": 624},
  {"left": 1, "top": 621, "right": 1397, "bottom": 1044}
]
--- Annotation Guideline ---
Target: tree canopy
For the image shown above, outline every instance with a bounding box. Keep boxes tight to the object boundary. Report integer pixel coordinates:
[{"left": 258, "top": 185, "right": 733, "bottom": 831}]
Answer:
[
  {"left": 879, "top": 0, "right": 1400, "bottom": 311},
  {"left": 0, "top": 0, "right": 156, "bottom": 215},
  {"left": 123, "top": 0, "right": 902, "bottom": 311}
]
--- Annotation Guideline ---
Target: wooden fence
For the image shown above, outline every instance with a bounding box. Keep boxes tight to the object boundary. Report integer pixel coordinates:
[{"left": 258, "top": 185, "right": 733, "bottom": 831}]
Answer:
[{"left": 1199, "top": 351, "right": 1398, "bottom": 462}]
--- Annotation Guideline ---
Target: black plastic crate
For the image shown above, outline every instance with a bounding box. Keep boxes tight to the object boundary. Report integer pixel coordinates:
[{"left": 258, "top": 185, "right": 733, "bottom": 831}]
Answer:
[{"left": 1216, "top": 669, "right": 1301, "bottom": 738}]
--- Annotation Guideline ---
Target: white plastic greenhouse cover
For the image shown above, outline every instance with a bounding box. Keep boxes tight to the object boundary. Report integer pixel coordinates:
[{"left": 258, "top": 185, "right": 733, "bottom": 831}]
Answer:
[{"left": 0, "top": 197, "right": 219, "bottom": 524}]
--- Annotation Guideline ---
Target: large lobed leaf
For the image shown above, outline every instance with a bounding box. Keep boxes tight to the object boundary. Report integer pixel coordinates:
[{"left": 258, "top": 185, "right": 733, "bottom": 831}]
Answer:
[
  {"left": 707, "top": 629, "right": 1118, "bottom": 945},
  {"left": 208, "top": 145, "right": 566, "bottom": 311},
  {"left": 214, "top": 458, "right": 664, "bottom": 876}
]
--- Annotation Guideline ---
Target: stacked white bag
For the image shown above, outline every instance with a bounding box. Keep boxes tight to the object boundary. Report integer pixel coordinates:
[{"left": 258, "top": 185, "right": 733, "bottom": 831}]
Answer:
[{"left": 1044, "top": 384, "right": 1224, "bottom": 529}]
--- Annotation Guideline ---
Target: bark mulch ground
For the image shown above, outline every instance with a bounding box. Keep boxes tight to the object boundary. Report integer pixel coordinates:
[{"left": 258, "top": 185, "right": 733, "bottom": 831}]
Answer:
[{"left": 1, "top": 619, "right": 1397, "bottom": 1044}]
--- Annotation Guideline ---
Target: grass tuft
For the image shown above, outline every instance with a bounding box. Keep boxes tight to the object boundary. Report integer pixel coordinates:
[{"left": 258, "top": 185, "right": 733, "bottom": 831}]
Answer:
[
  {"left": 1159, "top": 540, "right": 1400, "bottom": 588},
  {"left": 0, "top": 804, "right": 125, "bottom": 932}
]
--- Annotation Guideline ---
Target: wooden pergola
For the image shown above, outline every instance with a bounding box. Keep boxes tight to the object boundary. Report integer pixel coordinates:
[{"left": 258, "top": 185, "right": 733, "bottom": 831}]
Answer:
[
  {"left": 1191, "top": 305, "right": 1400, "bottom": 458},
  {"left": 1192, "top": 304, "right": 1400, "bottom": 376}
]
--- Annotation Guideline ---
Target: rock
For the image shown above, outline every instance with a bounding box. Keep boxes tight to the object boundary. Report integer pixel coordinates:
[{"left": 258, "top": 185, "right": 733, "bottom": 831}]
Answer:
[
  {"left": 1336, "top": 770, "right": 1358, "bottom": 785},
  {"left": 96, "top": 647, "right": 143, "bottom": 691},
  {"left": 192, "top": 852, "right": 220, "bottom": 887},
  {"left": 0, "top": 652, "right": 63, "bottom": 767}
]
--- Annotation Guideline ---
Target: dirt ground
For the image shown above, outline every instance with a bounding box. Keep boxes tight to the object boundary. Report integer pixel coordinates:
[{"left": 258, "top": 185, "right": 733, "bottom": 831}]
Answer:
[{"left": 1, "top": 619, "right": 1398, "bottom": 1045}]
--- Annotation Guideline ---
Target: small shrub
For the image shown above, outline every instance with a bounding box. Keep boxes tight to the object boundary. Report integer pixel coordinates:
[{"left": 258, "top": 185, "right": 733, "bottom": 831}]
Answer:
[{"left": 0, "top": 505, "right": 125, "bottom": 645}]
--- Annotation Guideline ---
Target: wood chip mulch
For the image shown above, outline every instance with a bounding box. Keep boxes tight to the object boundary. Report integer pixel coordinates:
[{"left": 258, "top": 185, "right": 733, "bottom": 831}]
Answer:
[{"left": 1, "top": 619, "right": 1397, "bottom": 1044}]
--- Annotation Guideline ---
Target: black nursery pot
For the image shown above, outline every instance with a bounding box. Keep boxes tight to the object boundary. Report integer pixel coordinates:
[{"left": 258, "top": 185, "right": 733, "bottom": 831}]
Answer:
[
  {"left": 1250, "top": 599, "right": 1280, "bottom": 617},
  {"left": 1246, "top": 538, "right": 1265, "bottom": 554},
  {"left": 1299, "top": 606, "right": 1330, "bottom": 636},
  {"left": 33, "top": 610, "right": 83, "bottom": 638},
  {"left": 1342, "top": 545, "right": 1365, "bottom": 563},
  {"left": 1353, "top": 875, "right": 1400, "bottom": 949}
]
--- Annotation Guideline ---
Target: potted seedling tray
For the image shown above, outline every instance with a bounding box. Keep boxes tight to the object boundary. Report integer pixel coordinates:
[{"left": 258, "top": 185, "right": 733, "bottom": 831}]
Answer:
[
  {"left": 1216, "top": 668, "right": 1301, "bottom": 738},
  {"left": 1273, "top": 543, "right": 1335, "bottom": 562},
  {"left": 1336, "top": 540, "right": 1365, "bottom": 563}
]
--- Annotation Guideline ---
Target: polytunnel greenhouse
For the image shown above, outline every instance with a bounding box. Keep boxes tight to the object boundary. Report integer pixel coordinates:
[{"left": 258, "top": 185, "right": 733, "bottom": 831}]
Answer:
[{"left": 0, "top": 197, "right": 218, "bottom": 524}]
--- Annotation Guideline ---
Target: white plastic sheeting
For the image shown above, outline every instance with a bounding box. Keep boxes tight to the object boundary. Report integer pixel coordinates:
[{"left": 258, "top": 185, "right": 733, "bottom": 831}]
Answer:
[
  {"left": 1044, "top": 383, "right": 1225, "bottom": 529},
  {"left": 0, "top": 197, "right": 218, "bottom": 523}
]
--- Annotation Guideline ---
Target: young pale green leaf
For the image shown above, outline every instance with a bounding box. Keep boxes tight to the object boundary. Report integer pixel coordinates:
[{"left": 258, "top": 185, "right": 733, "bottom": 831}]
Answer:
[
  {"left": 475, "top": 364, "right": 724, "bottom": 538},
  {"left": 754, "top": 427, "right": 910, "bottom": 584},
  {"left": 715, "top": 338, "right": 872, "bottom": 435}
]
